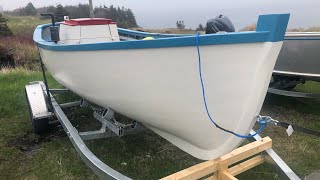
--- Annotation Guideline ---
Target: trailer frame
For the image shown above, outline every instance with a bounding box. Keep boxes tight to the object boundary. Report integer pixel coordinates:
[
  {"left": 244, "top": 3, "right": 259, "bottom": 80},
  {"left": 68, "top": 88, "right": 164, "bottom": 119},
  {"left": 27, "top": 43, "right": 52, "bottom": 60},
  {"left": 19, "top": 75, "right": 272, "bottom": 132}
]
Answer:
[{"left": 25, "top": 81, "right": 300, "bottom": 179}]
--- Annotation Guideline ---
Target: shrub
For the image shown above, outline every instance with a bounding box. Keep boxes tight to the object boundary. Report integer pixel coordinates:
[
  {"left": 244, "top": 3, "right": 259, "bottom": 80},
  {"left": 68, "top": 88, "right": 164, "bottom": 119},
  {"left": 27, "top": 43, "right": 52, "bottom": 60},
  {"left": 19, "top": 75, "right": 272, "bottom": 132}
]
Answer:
[
  {"left": 0, "top": 14, "right": 13, "bottom": 36},
  {"left": 0, "top": 36, "right": 39, "bottom": 70},
  {"left": 196, "top": 24, "right": 205, "bottom": 31},
  {"left": 0, "top": 43, "right": 15, "bottom": 68},
  {"left": 176, "top": 21, "right": 186, "bottom": 29}
]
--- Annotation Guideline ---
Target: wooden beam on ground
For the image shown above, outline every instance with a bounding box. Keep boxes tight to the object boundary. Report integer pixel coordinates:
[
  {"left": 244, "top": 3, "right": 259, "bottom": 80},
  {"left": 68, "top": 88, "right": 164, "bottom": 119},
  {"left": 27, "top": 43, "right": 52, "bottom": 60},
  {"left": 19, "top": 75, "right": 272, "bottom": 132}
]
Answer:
[
  {"left": 162, "top": 137, "right": 272, "bottom": 180},
  {"left": 161, "top": 160, "right": 218, "bottom": 180},
  {"left": 228, "top": 155, "right": 265, "bottom": 176},
  {"left": 219, "top": 137, "right": 272, "bottom": 166},
  {"left": 221, "top": 171, "right": 237, "bottom": 180},
  {"left": 218, "top": 161, "right": 236, "bottom": 180},
  {"left": 204, "top": 173, "right": 217, "bottom": 180}
]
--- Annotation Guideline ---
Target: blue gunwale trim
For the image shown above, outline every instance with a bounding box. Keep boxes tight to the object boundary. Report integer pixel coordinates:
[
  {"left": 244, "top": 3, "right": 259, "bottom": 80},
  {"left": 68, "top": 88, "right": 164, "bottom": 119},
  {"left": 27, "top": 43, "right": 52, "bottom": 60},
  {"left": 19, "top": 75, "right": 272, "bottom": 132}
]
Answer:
[{"left": 33, "top": 14, "right": 290, "bottom": 52}]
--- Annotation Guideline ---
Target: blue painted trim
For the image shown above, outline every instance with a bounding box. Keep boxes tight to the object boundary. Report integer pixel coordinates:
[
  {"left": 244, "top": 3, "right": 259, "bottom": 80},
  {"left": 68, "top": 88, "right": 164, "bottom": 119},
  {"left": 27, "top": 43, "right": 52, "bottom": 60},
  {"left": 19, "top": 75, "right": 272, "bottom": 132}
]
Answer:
[
  {"left": 256, "top": 13, "right": 290, "bottom": 42},
  {"left": 34, "top": 14, "right": 290, "bottom": 52}
]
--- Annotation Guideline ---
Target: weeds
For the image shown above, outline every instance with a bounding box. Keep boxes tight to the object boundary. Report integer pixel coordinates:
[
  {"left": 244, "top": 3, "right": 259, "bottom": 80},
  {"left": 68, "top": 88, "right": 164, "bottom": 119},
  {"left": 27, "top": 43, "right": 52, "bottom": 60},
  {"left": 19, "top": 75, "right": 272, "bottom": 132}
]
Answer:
[
  {"left": 240, "top": 24, "right": 320, "bottom": 32},
  {"left": 0, "top": 16, "right": 45, "bottom": 70},
  {"left": 239, "top": 24, "right": 256, "bottom": 31},
  {"left": 0, "top": 36, "right": 39, "bottom": 70}
]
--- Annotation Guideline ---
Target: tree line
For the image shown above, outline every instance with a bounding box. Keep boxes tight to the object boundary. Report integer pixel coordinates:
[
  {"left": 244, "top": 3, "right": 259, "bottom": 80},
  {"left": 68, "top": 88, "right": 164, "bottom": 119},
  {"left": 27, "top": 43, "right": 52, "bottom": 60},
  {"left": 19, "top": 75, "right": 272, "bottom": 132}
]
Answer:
[
  {"left": 5, "top": 2, "right": 210, "bottom": 30},
  {"left": 176, "top": 20, "right": 205, "bottom": 31},
  {"left": 5, "top": 3, "right": 138, "bottom": 28}
]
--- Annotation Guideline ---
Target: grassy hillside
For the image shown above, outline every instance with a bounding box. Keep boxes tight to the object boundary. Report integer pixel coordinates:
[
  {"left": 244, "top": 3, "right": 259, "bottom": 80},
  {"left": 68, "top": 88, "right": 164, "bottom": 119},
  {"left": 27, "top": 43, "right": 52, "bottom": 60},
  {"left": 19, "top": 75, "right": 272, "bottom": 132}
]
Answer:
[
  {"left": 6, "top": 16, "right": 49, "bottom": 37},
  {"left": 241, "top": 24, "right": 320, "bottom": 32}
]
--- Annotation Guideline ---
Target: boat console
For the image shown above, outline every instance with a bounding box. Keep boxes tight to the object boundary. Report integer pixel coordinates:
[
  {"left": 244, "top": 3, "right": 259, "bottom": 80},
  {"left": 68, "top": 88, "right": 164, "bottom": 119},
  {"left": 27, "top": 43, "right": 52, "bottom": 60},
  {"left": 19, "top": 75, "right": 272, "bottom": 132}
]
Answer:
[
  {"left": 40, "top": 13, "right": 120, "bottom": 44},
  {"left": 59, "top": 17, "right": 120, "bottom": 44}
]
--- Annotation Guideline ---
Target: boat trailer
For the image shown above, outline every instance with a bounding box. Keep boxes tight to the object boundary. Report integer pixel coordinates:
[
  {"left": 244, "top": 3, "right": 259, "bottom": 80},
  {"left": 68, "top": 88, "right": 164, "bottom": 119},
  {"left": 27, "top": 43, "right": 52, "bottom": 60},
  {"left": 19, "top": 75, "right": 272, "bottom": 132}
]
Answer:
[
  {"left": 25, "top": 81, "right": 142, "bottom": 179},
  {"left": 268, "top": 73, "right": 320, "bottom": 98},
  {"left": 25, "top": 81, "right": 300, "bottom": 179}
]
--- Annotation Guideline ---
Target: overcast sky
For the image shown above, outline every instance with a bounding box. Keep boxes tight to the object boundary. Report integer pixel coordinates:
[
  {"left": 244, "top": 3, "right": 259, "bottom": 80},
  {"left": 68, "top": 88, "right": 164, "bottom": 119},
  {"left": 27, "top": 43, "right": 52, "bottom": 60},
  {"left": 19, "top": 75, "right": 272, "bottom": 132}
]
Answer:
[{"left": 1, "top": 0, "right": 320, "bottom": 29}]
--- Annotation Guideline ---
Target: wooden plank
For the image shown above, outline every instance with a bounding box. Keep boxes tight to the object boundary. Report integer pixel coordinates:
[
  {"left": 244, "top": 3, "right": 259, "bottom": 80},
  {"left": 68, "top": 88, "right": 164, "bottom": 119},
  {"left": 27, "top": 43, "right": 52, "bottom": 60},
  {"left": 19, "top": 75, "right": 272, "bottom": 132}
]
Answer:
[
  {"left": 162, "top": 137, "right": 272, "bottom": 180},
  {"left": 221, "top": 171, "right": 237, "bottom": 180},
  {"left": 204, "top": 173, "right": 217, "bottom": 180},
  {"left": 219, "top": 137, "right": 272, "bottom": 166},
  {"left": 217, "top": 161, "right": 229, "bottom": 180},
  {"left": 161, "top": 160, "right": 218, "bottom": 180},
  {"left": 228, "top": 155, "right": 265, "bottom": 176}
]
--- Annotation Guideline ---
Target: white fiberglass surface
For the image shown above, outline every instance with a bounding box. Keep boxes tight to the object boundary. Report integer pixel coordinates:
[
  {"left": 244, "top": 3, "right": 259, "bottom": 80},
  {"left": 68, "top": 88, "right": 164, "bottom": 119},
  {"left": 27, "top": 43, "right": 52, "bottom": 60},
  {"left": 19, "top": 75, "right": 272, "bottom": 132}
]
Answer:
[{"left": 40, "top": 41, "right": 282, "bottom": 159}]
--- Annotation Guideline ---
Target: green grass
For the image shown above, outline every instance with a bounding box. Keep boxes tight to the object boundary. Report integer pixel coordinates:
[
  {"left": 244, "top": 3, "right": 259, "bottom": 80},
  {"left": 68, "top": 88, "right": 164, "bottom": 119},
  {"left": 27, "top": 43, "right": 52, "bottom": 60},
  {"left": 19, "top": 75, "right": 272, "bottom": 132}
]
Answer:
[
  {"left": 258, "top": 82, "right": 320, "bottom": 177},
  {"left": 0, "top": 69, "right": 202, "bottom": 179},
  {"left": 5, "top": 16, "right": 49, "bottom": 37},
  {"left": 0, "top": 69, "right": 319, "bottom": 179}
]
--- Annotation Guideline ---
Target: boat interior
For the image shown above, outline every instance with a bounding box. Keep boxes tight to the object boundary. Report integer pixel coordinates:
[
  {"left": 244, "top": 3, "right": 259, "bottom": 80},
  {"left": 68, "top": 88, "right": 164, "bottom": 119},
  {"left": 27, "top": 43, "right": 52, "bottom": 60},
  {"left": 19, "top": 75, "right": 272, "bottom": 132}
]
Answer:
[
  {"left": 40, "top": 22, "right": 192, "bottom": 43},
  {"left": 39, "top": 15, "right": 238, "bottom": 44}
]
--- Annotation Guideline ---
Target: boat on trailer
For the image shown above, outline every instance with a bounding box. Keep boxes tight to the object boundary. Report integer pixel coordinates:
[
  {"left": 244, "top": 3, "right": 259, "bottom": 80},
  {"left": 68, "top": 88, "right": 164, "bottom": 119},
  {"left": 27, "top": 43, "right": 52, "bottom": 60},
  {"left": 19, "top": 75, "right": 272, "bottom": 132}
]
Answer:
[
  {"left": 33, "top": 14, "right": 289, "bottom": 160},
  {"left": 270, "top": 32, "right": 320, "bottom": 96}
]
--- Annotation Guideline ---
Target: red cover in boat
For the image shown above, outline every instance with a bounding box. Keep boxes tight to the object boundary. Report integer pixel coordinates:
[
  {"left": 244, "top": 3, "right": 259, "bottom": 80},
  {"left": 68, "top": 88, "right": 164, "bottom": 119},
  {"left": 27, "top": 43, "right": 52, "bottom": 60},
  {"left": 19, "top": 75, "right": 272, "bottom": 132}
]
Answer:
[{"left": 62, "top": 18, "right": 116, "bottom": 26}]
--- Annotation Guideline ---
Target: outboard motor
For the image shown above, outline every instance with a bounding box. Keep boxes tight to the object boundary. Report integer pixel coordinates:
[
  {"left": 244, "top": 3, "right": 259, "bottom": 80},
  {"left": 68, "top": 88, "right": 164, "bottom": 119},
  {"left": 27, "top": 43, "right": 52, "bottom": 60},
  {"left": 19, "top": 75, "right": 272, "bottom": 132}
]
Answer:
[
  {"left": 205, "top": 15, "right": 235, "bottom": 34},
  {"left": 40, "top": 13, "right": 60, "bottom": 43}
]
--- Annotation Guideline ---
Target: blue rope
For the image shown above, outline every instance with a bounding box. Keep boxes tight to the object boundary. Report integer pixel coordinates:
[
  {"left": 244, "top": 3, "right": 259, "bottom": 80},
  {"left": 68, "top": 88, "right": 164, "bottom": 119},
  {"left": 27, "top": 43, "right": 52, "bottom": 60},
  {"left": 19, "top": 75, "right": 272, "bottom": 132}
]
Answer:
[{"left": 195, "top": 31, "right": 266, "bottom": 138}]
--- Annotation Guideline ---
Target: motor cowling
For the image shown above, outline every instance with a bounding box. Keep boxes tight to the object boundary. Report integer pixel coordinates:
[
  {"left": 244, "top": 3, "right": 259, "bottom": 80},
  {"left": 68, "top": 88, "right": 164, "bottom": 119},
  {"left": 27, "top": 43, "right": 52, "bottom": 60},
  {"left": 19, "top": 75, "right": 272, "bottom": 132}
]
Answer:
[{"left": 205, "top": 15, "right": 235, "bottom": 34}]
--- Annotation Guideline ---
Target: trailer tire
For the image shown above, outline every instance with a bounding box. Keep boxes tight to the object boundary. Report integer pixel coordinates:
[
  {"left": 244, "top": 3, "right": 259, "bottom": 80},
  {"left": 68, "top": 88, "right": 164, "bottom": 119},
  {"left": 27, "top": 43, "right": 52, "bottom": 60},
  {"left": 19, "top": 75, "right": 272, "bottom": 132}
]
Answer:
[
  {"left": 32, "top": 118, "right": 49, "bottom": 134},
  {"left": 270, "top": 75, "right": 300, "bottom": 91}
]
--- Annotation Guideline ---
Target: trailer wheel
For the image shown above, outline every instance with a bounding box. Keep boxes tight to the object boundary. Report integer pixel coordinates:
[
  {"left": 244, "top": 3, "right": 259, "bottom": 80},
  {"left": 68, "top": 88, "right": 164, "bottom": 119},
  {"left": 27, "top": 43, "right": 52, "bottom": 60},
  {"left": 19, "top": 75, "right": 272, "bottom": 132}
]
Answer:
[
  {"left": 270, "top": 75, "right": 301, "bottom": 91},
  {"left": 31, "top": 117, "right": 49, "bottom": 134},
  {"left": 283, "top": 85, "right": 296, "bottom": 91}
]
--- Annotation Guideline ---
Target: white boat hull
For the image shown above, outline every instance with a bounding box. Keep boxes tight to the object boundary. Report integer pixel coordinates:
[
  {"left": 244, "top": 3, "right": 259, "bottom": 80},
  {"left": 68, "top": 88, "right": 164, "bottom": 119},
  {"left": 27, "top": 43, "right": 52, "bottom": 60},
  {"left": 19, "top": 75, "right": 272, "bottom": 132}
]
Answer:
[{"left": 39, "top": 41, "right": 282, "bottom": 160}]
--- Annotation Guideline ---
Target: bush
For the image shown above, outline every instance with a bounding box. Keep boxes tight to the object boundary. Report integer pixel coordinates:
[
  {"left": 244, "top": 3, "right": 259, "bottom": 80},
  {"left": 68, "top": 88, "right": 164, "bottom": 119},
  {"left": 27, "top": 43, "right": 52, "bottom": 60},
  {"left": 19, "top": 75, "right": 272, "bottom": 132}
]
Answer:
[
  {"left": 196, "top": 24, "right": 205, "bottom": 31},
  {"left": 0, "top": 14, "right": 13, "bottom": 36},
  {"left": 0, "top": 36, "right": 39, "bottom": 70},
  {"left": 176, "top": 20, "right": 185, "bottom": 29},
  {"left": 0, "top": 44, "right": 15, "bottom": 68}
]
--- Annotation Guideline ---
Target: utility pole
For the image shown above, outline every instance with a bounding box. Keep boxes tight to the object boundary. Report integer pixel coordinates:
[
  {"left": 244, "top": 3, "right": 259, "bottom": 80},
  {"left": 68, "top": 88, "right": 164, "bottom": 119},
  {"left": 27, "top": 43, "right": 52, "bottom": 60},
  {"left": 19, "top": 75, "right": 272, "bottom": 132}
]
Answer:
[
  {"left": 89, "top": 0, "right": 94, "bottom": 18},
  {"left": 0, "top": 6, "right": 3, "bottom": 15}
]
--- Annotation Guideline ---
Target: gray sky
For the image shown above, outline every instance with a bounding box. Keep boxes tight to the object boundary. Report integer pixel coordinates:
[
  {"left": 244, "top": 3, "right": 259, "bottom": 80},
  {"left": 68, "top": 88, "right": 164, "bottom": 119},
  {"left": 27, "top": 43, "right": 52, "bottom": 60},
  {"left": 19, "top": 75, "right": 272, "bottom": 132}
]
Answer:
[{"left": 1, "top": 0, "right": 320, "bottom": 29}]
